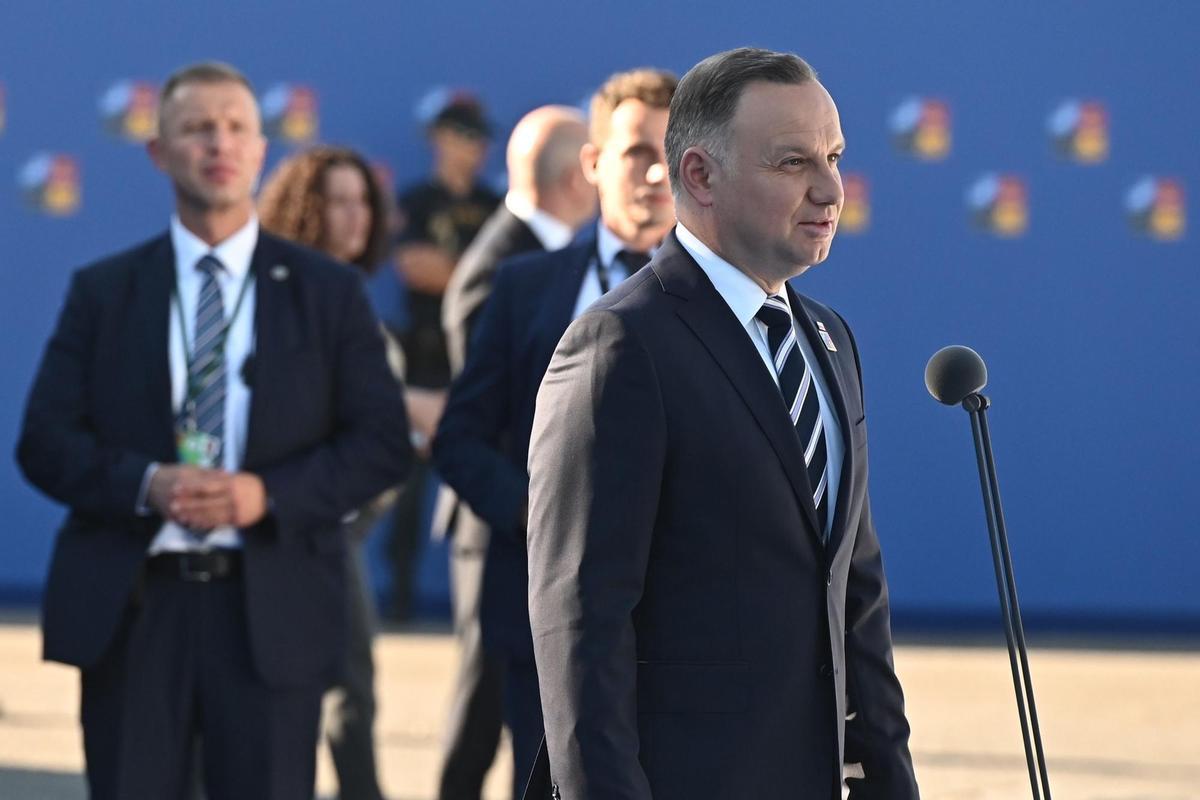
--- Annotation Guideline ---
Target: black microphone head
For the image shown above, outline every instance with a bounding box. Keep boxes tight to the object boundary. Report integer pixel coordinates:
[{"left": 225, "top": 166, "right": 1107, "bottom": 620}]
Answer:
[{"left": 925, "top": 345, "right": 988, "bottom": 405}]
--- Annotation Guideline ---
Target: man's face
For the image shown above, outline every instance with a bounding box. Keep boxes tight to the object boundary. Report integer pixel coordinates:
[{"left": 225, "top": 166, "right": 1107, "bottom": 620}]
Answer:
[
  {"left": 432, "top": 126, "right": 488, "bottom": 179},
  {"left": 711, "top": 81, "right": 844, "bottom": 278},
  {"left": 586, "top": 99, "right": 674, "bottom": 241},
  {"left": 149, "top": 80, "right": 266, "bottom": 216}
]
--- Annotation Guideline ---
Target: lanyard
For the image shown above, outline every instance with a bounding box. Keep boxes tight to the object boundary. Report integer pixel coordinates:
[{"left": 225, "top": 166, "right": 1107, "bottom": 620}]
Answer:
[
  {"left": 172, "top": 266, "right": 255, "bottom": 407},
  {"left": 590, "top": 239, "right": 612, "bottom": 294}
]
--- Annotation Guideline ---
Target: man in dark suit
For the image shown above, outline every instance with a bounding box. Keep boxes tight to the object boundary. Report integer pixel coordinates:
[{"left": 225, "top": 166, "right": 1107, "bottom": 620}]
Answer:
[
  {"left": 433, "top": 69, "right": 678, "bottom": 799},
  {"left": 435, "top": 105, "right": 594, "bottom": 800},
  {"left": 15, "top": 62, "right": 411, "bottom": 800},
  {"left": 526, "top": 48, "right": 919, "bottom": 799}
]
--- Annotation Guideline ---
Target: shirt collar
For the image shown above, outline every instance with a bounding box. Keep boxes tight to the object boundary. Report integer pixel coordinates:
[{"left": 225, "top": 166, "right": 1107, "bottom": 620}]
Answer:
[
  {"left": 170, "top": 214, "right": 259, "bottom": 281},
  {"left": 596, "top": 220, "right": 659, "bottom": 271},
  {"left": 675, "top": 222, "right": 792, "bottom": 327},
  {"left": 505, "top": 193, "right": 574, "bottom": 251}
]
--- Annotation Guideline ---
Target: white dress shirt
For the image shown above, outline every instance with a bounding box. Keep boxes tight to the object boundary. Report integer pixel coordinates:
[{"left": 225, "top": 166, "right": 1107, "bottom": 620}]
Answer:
[
  {"left": 572, "top": 221, "right": 653, "bottom": 320},
  {"left": 147, "top": 215, "right": 259, "bottom": 554},
  {"left": 504, "top": 192, "right": 574, "bottom": 251},
  {"left": 675, "top": 222, "right": 844, "bottom": 537}
]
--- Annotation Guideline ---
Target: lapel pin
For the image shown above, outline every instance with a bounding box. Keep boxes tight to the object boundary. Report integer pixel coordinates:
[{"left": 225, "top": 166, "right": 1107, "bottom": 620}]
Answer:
[
  {"left": 270, "top": 264, "right": 290, "bottom": 281},
  {"left": 816, "top": 321, "right": 838, "bottom": 352}
]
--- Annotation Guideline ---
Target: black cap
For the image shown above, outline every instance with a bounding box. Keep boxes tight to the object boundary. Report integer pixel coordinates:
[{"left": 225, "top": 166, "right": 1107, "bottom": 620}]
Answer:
[{"left": 430, "top": 98, "right": 491, "bottom": 139}]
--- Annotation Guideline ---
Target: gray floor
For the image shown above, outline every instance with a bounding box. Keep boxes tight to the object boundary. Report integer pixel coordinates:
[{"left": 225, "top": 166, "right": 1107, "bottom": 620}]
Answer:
[{"left": 2, "top": 614, "right": 1197, "bottom": 799}]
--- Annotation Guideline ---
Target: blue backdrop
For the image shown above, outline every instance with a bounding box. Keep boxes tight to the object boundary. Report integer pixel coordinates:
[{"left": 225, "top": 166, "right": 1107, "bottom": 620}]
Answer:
[{"left": 2, "top": 1, "right": 1196, "bottom": 629}]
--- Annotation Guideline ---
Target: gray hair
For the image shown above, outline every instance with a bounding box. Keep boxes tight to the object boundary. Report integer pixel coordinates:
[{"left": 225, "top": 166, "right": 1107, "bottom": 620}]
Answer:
[{"left": 665, "top": 48, "right": 817, "bottom": 195}]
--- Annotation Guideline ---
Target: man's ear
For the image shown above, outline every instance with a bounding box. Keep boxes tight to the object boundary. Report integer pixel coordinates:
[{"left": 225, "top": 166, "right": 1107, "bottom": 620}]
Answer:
[
  {"left": 579, "top": 142, "right": 600, "bottom": 186},
  {"left": 679, "top": 146, "right": 716, "bottom": 207},
  {"left": 146, "top": 136, "right": 164, "bottom": 171}
]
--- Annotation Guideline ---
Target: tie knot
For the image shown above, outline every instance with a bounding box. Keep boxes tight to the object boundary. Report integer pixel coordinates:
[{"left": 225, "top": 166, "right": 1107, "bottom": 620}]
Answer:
[
  {"left": 196, "top": 254, "right": 225, "bottom": 277},
  {"left": 755, "top": 295, "right": 793, "bottom": 331},
  {"left": 616, "top": 250, "right": 651, "bottom": 273}
]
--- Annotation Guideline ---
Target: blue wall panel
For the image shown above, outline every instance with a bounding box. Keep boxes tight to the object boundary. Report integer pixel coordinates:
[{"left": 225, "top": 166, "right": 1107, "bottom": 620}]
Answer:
[{"left": 2, "top": 1, "right": 1196, "bottom": 624}]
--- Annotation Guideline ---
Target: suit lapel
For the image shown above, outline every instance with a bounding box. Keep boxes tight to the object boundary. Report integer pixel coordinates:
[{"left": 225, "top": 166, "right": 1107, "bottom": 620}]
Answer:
[
  {"left": 790, "top": 287, "right": 858, "bottom": 555},
  {"left": 243, "top": 234, "right": 303, "bottom": 468},
  {"left": 539, "top": 237, "right": 593, "bottom": 344},
  {"left": 135, "top": 235, "right": 178, "bottom": 460},
  {"left": 654, "top": 235, "right": 823, "bottom": 543}
]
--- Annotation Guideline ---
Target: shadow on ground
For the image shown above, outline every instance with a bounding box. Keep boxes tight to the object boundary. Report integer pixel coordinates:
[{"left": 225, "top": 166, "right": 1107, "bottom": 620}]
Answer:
[{"left": 0, "top": 767, "right": 84, "bottom": 800}]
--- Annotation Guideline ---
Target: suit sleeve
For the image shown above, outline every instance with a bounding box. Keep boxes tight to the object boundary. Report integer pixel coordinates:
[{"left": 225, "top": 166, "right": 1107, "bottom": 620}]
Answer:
[
  {"left": 432, "top": 268, "right": 530, "bottom": 535},
  {"left": 16, "top": 270, "right": 154, "bottom": 517},
  {"left": 257, "top": 275, "right": 413, "bottom": 537},
  {"left": 441, "top": 249, "right": 497, "bottom": 377},
  {"left": 526, "top": 309, "right": 665, "bottom": 800},
  {"left": 838, "top": 318, "right": 920, "bottom": 799}
]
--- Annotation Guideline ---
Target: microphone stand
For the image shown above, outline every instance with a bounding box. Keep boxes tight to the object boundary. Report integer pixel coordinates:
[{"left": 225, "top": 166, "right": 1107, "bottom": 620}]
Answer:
[{"left": 962, "top": 393, "right": 1052, "bottom": 800}]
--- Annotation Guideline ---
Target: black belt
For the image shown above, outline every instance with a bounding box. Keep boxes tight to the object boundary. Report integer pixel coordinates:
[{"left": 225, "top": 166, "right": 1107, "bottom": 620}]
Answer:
[{"left": 147, "top": 550, "right": 242, "bottom": 583}]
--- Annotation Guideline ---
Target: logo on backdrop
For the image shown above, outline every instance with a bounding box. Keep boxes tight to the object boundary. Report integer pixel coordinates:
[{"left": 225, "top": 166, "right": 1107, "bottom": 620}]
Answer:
[
  {"left": 18, "top": 153, "right": 81, "bottom": 216},
  {"left": 1126, "top": 177, "right": 1185, "bottom": 241},
  {"left": 99, "top": 79, "right": 159, "bottom": 143},
  {"left": 261, "top": 84, "right": 318, "bottom": 144},
  {"left": 1047, "top": 99, "right": 1109, "bottom": 164},
  {"left": 839, "top": 174, "right": 870, "bottom": 233},
  {"left": 967, "top": 173, "right": 1027, "bottom": 237},
  {"left": 890, "top": 97, "right": 951, "bottom": 161}
]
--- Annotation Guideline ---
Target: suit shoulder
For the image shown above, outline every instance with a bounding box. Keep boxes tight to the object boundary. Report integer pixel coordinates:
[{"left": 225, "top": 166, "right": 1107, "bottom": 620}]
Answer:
[
  {"left": 795, "top": 292, "right": 852, "bottom": 335},
  {"left": 495, "top": 240, "right": 588, "bottom": 286},
  {"left": 568, "top": 268, "right": 662, "bottom": 340},
  {"left": 456, "top": 211, "right": 534, "bottom": 274},
  {"left": 73, "top": 233, "right": 168, "bottom": 285},
  {"left": 591, "top": 264, "right": 665, "bottom": 319},
  {"left": 262, "top": 232, "right": 359, "bottom": 288}
]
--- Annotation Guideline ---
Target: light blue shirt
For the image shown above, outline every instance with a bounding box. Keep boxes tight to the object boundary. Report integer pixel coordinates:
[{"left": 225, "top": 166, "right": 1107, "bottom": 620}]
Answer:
[
  {"left": 147, "top": 214, "right": 259, "bottom": 554},
  {"left": 675, "top": 222, "right": 844, "bottom": 537},
  {"left": 571, "top": 221, "right": 649, "bottom": 320}
]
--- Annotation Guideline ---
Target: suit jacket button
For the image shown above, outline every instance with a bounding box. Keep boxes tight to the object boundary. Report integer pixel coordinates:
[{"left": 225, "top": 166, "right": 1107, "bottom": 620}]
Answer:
[{"left": 826, "top": 568, "right": 833, "bottom": 586}]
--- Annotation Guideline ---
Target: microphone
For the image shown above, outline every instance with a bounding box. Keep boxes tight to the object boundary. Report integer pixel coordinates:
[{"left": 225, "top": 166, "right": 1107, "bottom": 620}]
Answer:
[
  {"left": 925, "top": 345, "right": 987, "bottom": 405},
  {"left": 926, "top": 346, "right": 1053, "bottom": 800}
]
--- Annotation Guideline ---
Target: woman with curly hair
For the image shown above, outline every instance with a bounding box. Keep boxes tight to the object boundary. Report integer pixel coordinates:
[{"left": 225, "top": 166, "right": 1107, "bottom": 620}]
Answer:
[
  {"left": 258, "top": 146, "right": 405, "bottom": 800},
  {"left": 259, "top": 146, "right": 393, "bottom": 272}
]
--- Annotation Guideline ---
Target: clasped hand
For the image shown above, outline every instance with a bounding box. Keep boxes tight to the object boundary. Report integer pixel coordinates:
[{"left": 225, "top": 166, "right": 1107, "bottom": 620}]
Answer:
[{"left": 148, "top": 465, "right": 267, "bottom": 530}]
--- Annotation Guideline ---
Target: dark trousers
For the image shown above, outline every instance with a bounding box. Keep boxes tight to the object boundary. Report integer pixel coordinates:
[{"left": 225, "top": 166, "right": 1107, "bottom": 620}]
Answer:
[
  {"left": 501, "top": 655, "right": 544, "bottom": 800},
  {"left": 80, "top": 566, "right": 323, "bottom": 800},
  {"left": 438, "top": 543, "right": 503, "bottom": 800},
  {"left": 324, "top": 541, "right": 385, "bottom": 800}
]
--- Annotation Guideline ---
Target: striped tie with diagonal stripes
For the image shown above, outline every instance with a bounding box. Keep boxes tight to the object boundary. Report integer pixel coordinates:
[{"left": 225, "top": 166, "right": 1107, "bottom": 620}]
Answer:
[
  {"left": 190, "top": 254, "right": 226, "bottom": 465},
  {"left": 755, "top": 295, "right": 830, "bottom": 540}
]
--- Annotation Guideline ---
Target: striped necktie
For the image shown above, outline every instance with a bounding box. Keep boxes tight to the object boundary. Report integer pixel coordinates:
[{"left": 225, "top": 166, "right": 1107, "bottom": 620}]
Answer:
[
  {"left": 190, "top": 254, "right": 226, "bottom": 464},
  {"left": 755, "top": 295, "right": 830, "bottom": 539}
]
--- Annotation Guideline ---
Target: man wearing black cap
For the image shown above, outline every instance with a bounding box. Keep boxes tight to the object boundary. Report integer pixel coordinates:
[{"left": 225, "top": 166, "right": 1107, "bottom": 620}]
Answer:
[{"left": 388, "top": 93, "right": 501, "bottom": 620}]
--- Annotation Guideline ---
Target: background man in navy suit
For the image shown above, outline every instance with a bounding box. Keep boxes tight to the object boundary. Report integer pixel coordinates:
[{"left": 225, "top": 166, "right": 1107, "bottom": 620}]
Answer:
[
  {"left": 432, "top": 68, "right": 677, "bottom": 799},
  {"left": 525, "top": 48, "right": 918, "bottom": 799},
  {"left": 16, "top": 62, "right": 411, "bottom": 800},
  {"left": 434, "top": 104, "right": 595, "bottom": 800}
]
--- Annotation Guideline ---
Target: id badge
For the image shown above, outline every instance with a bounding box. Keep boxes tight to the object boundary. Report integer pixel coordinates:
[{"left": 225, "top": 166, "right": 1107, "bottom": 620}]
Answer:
[{"left": 176, "top": 427, "right": 221, "bottom": 467}]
